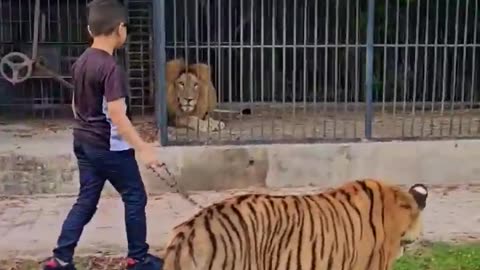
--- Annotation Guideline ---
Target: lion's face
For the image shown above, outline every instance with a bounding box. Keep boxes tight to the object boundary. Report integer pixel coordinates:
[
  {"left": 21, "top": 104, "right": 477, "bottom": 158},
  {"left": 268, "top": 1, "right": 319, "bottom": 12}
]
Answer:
[{"left": 175, "top": 73, "right": 200, "bottom": 113}]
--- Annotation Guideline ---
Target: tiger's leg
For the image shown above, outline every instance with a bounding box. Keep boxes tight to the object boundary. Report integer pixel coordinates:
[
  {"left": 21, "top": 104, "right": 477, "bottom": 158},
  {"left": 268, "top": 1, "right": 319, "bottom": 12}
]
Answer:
[{"left": 164, "top": 228, "right": 227, "bottom": 270}]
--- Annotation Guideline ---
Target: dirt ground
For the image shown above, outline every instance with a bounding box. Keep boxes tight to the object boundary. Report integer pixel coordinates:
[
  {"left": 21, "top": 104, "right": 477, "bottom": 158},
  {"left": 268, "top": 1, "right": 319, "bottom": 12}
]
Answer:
[{"left": 0, "top": 183, "right": 479, "bottom": 264}]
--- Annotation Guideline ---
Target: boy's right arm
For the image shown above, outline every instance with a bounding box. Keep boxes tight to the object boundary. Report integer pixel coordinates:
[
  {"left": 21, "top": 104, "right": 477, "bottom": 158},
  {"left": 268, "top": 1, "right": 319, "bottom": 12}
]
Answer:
[
  {"left": 107, "top": 98, "right": 161, "bottom": 167},
  {"left": 107, "top": 98, "right": 147, "bottom": 150},
  {"left": 104, "top": 64, "right": 161, "bottom": 167}
]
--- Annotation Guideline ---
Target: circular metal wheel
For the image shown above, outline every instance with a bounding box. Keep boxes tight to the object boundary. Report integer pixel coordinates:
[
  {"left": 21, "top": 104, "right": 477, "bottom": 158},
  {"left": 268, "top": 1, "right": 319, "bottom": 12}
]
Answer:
[{"left": 0, "top": 52, "right": 34, "bottom": 84}]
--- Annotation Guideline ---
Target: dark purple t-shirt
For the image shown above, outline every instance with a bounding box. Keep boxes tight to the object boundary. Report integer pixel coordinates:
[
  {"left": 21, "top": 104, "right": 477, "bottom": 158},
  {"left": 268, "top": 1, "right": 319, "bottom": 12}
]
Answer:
[{"left": 71, "top": 47, "right": 131, "bottom": 151}]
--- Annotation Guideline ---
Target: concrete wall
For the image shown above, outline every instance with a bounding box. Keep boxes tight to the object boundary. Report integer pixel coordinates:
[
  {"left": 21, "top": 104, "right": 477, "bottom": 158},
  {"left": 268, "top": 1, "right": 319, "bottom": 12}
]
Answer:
[{"left": 1, "top": 124, "right": 480, "bottom": 196}]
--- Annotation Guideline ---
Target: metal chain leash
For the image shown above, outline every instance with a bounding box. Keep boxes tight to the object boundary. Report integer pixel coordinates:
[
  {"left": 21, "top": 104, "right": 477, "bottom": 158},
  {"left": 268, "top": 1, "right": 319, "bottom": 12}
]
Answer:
[{"left": 148, "top": 163, "right": 204, "bottom": 209}]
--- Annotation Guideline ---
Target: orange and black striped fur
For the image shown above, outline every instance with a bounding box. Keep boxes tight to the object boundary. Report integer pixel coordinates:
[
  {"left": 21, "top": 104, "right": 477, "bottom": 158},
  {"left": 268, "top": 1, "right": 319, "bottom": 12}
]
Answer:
[{"left": 162, "top": 179, "right": 428, "bottom": 270}]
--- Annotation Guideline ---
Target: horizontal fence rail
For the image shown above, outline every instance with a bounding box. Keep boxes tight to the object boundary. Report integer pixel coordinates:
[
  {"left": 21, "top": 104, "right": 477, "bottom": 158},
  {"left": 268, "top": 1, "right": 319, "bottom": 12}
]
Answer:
[{"left": 0, "top": 0, "right": 479, "bottom": 146}]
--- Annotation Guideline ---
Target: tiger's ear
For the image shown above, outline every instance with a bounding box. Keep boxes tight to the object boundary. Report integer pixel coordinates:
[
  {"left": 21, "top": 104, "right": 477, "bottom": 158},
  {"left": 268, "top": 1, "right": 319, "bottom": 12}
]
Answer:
[
  {"left": 188, "top": 63, "right": 212, "bottom": 83},
  {"left": 166, "top": 58, "right": 186, "bottom": 84},
  {"left": 408, "top": 184, "right": 428, "bottom": 211}
]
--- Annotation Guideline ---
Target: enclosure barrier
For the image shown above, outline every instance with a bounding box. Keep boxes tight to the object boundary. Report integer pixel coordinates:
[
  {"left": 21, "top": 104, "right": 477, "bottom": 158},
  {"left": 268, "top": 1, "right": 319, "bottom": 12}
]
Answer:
[{"left": 1, "top": 0, "right": 479, "bottom": 146}]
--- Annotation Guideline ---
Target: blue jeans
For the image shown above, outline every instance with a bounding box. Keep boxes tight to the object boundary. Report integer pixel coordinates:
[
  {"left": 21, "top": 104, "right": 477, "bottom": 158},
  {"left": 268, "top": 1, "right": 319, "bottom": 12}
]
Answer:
[{"left": 53, "top": 139, "right": 149, "bottom": 262}]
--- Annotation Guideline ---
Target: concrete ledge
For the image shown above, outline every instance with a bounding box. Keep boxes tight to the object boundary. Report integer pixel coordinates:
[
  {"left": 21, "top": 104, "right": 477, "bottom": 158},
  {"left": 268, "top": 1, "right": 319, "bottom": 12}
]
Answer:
[{"left": 1, "top": 126, "right": 480, "bottom": 195}]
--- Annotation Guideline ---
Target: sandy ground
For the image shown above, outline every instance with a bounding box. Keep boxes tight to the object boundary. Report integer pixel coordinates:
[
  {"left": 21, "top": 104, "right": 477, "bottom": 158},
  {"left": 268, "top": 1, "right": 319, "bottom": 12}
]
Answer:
[{"left": 0, "top": 183, "right": 479, "bottom": 260}]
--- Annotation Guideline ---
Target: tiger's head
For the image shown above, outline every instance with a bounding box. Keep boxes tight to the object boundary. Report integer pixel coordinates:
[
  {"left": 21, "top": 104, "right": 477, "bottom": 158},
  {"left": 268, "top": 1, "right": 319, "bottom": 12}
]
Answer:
[
  {"left": 392, "top": 183, "right": 429, "bottom": 258},
  {"left": 165, "top": 58, "right": 216, "bottom": 118}
]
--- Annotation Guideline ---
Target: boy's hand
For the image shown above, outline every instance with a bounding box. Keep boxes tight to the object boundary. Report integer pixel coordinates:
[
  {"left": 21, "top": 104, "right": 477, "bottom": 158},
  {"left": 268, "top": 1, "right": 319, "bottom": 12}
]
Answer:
[{"left": 138, "top": 143, "right": 162, "bottom": 168}]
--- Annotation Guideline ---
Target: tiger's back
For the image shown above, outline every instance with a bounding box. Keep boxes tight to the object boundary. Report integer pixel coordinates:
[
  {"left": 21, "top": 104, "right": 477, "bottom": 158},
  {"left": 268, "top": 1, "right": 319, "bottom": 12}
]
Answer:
[{"left": 162, "top": 179, "right": 428, "bottom": 270}]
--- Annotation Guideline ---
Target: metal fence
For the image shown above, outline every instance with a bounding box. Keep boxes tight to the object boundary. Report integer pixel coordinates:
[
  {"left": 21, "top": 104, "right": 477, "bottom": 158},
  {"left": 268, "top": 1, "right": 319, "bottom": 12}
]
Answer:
[
  {"left": 0, "top": 0, "right": 142, "bottom": 118},
  {"left": 1, "top": 0, "right": 479, "bottom": 146},
  {"left": 0, "top": 0, "right": 91, "bottom": 118},
  {"left": 154, "top": 0, "right": 480, "bottom": 145}
]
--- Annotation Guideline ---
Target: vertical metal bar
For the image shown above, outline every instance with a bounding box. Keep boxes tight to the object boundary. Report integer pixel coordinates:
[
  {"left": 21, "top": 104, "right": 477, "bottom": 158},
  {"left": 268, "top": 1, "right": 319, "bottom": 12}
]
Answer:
[
  {"left": 217, "top": 0, "right": 223, "bottom": 141},
  {"left": 381, "top": 0, "right": 389, "bottom": 115},
  {"left": 66, "top": 0, "right": 71, "bottom": 42},
  {"left": 459, "top": 0, "right": 470, "bottom": 135},
  {"left": 393, "top": 0, "right": 400, "bottom": 117},
  {"left": 430, "top": 0, "right": 440, "bottom": 136},
  {"left": 142, "top": 6, "right": 147, "bottom": 116},
  {"left": 333, "top": 0, "right": 339, "bottom": 138},
  {"left": 343, "top": 0, "right": 351, "bottom": 138},
  {"left": 173, "top": 0, "right": 177, "bottom": 57},
  {"left": 323, "top": 0, "right": 329, "bottom": 137},
  {"left": 59, "top": 0, "right": 65, "bottom": 110},
  {"left": 56, "top": 0, "right": 61, "bottom": 52},
  {"left": 249, "top": 0, "right": 254, "bottom": 138},
  {"left": 449, "top": 0, "right": 461, "bottom": 136},
  {"left": 401, "top": 0, "right": 410, "bottom": 137},
  {"left": 364, "top": 0, "right": 375, "bottom": 139},
  {"left": 468, "top": 0, "right": 478, "bottom": 133},
  {"left": 281, "top": 0, "right": 286, "bottom": 139},
  {"left": 206, "top": 0, "right": 212, "bottom": 140},
  {"left": 9, "top": 0, "right": 12, "bottom": 41},
  {"left": 410, "top": 0, "right": 421, "bottom": 136},
  {"left": 184, "top": 0, "right": 192, "bottom": 140},
  {"left": 18, "top": 0, "right": 22, "bottom": 41},
  {"left": 354, "top": 0, "right": 359, "bottom": 138},
  {"left": 439, "top": 0, "right": 451, "bottom": 136},
  {"left": 32, "top": 0, "right": 40, "bottom": 59},
  {"left": 47, "top": 0, "right": 51, "bottom": 42},
  {"left": 239, "top": 0, "right": 243, "bottom": 140},
  {"left": 76, "top": 0, "right": 80, "bottom": 41},
  {"left": 172, "top": 0, "right": 178, "bottom": 142},
  {"left": 41, "top": 10, "right": 46, "bottom": 42},
  {"left": 271, "top": 0, "right": 276, "bottom": 139},
  {"left": 260, "top": 0, "right": 264, "bottom": 138},
  {"left": 152, "top": 0, "right": 168, "bottom": 146},
  {"left": 0, "top": 0, "right": 3, "bottom": 41},
  {"left": 28, "top": 0, "right": 32, "bottom": 42},
  {"left": 184, "top": 0, "right": 189, "bottom": 63},
  {"left": 312, "top": 0, "right": 319, "bottom": 138},
  {"left": 207, "top": 0, "right": 211, "bottom": 65},
  {"left": 440, "top": 0, "right": 450, "bottom": 116},
  {"left": 228, "top": 0, "right": 233, "bottom": 140},
  {"left": 302, "top": 0, "right": 308, "bottom": 138},
  {"left": 420, "top": 0, "right": 430, "bottom": 137},
  {"left": 195, "top": 0, "right": 202, "bottom": 140},
  {"left": 292, "top": 0, "right": 297, "bottom": 137}
]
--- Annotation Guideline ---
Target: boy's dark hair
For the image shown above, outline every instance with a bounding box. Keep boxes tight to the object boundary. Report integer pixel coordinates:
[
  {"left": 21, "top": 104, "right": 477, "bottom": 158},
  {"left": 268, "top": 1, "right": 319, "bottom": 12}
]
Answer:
[{"left": 87, "top": 0, "right": 127, "bottom": 36}]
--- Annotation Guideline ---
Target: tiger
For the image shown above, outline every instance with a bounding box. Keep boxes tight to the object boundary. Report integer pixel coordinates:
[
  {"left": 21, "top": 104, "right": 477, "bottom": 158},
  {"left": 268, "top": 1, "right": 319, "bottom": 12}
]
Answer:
[{"left": 161, "top": 179, "right": 429, "bottom": 270}]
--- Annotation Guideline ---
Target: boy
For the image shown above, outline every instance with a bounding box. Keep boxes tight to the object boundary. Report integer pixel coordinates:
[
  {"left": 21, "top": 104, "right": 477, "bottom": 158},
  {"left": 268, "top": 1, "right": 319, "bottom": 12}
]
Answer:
[{"left": 43, "top": 0, "right": 163, "bottom": 269}]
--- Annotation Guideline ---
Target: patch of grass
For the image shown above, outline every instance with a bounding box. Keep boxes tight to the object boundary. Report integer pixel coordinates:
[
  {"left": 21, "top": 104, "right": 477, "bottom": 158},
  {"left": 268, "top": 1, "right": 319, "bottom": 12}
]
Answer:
[
  {"left": 394, "top": 242, "right": 480, "bottom": 270},
  {"left": 2, "top": 242, "right": 480, "bottom": 269}
]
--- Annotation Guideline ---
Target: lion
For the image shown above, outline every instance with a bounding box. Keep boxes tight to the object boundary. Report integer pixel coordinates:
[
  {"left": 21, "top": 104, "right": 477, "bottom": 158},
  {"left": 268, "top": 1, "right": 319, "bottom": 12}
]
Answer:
[{"left": 165, "top": 58, "right": 226, "bottom": 133}]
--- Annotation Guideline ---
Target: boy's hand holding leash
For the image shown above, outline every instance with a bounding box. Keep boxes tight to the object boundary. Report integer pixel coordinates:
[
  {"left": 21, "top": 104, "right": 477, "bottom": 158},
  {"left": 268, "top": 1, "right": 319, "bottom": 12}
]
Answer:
[{"left": 142, "top": 143, "right": 203, "bottom": 208}]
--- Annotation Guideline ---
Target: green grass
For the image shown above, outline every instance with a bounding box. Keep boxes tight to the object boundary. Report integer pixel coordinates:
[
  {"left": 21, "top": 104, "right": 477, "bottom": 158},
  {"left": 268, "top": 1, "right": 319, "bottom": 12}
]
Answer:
[
  {"left": 394, "top": 242, "right": 480, "bottom": 270},
  {"left": 2, "top": 242, "right": 480, "bottom": 269}
]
